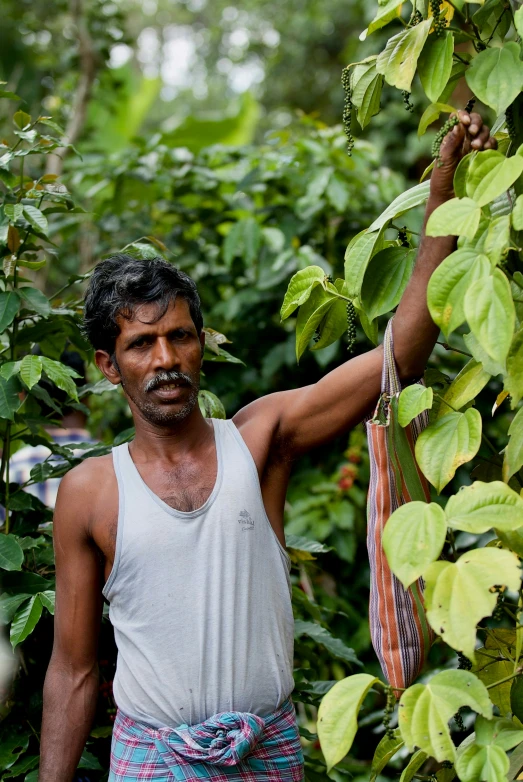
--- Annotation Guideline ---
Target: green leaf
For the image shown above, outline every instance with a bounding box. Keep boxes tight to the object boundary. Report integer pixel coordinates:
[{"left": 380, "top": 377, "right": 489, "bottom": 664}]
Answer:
[
  {"left": 399, "top": 750, "right": 429, "bottom": 782},
  {"left": 513, "top": 194, "right": 523, "bottom": 231},
  {"left": 370, "top": 730, "right": 404, "bottom": 782},
  {"left": 2, "top": 755, "right": 39, "bottom": 779},
  {"left": 286, "top": 535, "right": 331, "bottom": 556},
  {"left": 399, "top": 670, "right": 492, "bottom": 762},
  {"left": 515, "top": 5, "right": 523, "bottom": 38},
  {"left": 22, "top": 205, "right": 48, "bottom": 236},
  {"left": 424, "top": 548, "right": 521, "bottom": 660},
  {"left": 311, "top": 284, "right": 348, "bottom": 351},
  {"left": 418, "top": 102, "right": 457, "bottom": 137},
  {"left": 456, "top": 717, "right": 523, "bottom": 782},
  {"left": 0, "top": 730, "right": 29, "bottom": 771},
  {"left": 361, "top": 247, "right": 416, "bottom": 321},
  {"left": 38, "top": 590, "right": 55, "bottom": 614},
  {"left": 13, "top": 110, "right": 31, "bottom": 130},
  {"left": 436, "top": 359, "right": 490, "bottom": 420},
  {"left": 198, "top": 390, "right": 226, "bottom": 419},
  {"left": 294, "top": 620, "right": 361, "bottom": 665},
  {"left": 317, "top": 673, "right": 380, "bottom": 770},
  {"left": 4, "top": 204, "right": 23, "bottom": 222},
  {"left": 326, "top": 173, "right": 350, "bottom": 212},
  {"left": 124, "top": 241, "right": 162, "bottom": 260},
  {"left": 365, "top": 0, "right": 403, "bottom": 36},
  {"left": 10, "top": 594, "right": 43, "bottom": 648},
  {"left": 376, "top": 19, "right": 432, "bottom": 92},
  {"left": 464, "top": 269, "right": 515, "bottom": 364},
  {"left": 466, "top": 149, "right": 523, "bottom": 207},
  {"left": 484, "top": 215, "right": 511, "bottom": 265},
  {"left": 465, "top": 43, "right": 523, "bottom": 117},
  {"left": 0, "top": 375, "right": 22, "bottom": 421},
  {"left": 503, "top": 406, "right": 523, "bottom": 483},
  {"left": 0, "top": 535, "right": 23, "bottom": 571},
  {"left": 1, "top": 571, "right": 52, "bottom": 595},
  {"left": 0, "top": 291, "right": 20, "bottom": 332},
  {"left": 0, "top": 90, "right": 21, "bottom": 101},
  {"left": 427, "top": 249, "right": 490, "bottom": 337},
  {"left": 445, "top": 481, "right": 523, "bottom": 534},
  {"left": 41, "top": 356, "right": 79, "bottom": 400},
  {"left": 418, "top": 32, "right": 454, "bottom": 103},
  {"left": 415, "top": 408, "right": 482, "bottom": 493},
  {"left": 505, "top": 329, "right": 523, "bottom": 408},
  {"left": 280, "top": 266, "right": 325, "bottom": 320},
  {"left": 426, "top": 197, "right": 482, "bottom": 240},
  {"left": 344, "top": 229, "right": 384, "bottom": 299},
  {"left": 398, "top": 385, "right": 434, "bottom": 427},
  {"left": 295, "top": 287, "right": 335, "bottom": 361},
  {"left": 368, "top": 181, "right": 431, "bottom": 233},
  {"left": 351, "top": 58, "right": 384, "bottom": 130},
  {"left": 78, "top": 749, "right": 103, "bottom": 770},
  {"left": 382, "top": 501, "right": 447, "bottom": 589},
  {"left": 19, "top": 354, "right": 42, "bottom": 389},
  {"left": 18, "top": 287, "right": 51, "bottom": 317},
  {"left": 463, "top": 331, "right": 506, "bottom": 377}
]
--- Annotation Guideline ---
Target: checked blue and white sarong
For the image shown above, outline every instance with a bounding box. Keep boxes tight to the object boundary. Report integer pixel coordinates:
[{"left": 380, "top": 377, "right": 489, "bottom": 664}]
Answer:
[{"left": 109, "top": 698, "right": 304, "bottom": 781}]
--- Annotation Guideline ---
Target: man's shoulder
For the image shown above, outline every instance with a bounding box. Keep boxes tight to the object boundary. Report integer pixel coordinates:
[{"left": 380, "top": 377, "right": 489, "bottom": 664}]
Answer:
[{"left": 57, "top": 452, "right": 115, "bottom": 501}]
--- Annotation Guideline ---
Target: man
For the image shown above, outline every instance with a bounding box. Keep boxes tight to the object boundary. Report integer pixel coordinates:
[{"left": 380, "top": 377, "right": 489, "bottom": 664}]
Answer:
[{"left": 39, "top": 111, "right": 496, "bottom": 781}]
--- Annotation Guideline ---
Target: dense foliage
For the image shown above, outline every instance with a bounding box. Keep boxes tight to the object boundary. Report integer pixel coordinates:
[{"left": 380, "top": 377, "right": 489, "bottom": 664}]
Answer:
[{"left": 278, "top": 1, "right": 523, "bottom": 780}]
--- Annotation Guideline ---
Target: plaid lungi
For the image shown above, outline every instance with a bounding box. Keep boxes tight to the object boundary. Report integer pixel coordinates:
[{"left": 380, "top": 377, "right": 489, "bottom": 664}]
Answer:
[{"left": 109, "top": 698, "right": 304, "bottom": 781}]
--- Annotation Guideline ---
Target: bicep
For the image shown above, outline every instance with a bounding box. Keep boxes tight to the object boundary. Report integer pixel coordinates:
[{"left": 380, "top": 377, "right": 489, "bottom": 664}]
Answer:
[
  {"left": 51, "top": 474, "right": 103, "bottom": 669},
  {"left": 276, "top": 346, "right": 384, "bottom": 455}
]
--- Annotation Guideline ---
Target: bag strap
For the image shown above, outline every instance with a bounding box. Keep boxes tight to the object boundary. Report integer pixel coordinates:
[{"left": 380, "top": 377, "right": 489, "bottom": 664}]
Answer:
[{"left": 381, "top": 318, "right": 401, "bottom": 397}]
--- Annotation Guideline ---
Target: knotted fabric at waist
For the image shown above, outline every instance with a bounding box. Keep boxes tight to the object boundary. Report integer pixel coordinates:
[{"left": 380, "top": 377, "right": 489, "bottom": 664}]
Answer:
[{"left": 110, "top": 698, "right": 304, "bottom": 781}]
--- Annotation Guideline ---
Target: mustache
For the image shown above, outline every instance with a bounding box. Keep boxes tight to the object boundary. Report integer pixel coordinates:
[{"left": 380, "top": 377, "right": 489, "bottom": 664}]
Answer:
[{"left": 144, "top": 370, "right": 195, "bottom": 393}]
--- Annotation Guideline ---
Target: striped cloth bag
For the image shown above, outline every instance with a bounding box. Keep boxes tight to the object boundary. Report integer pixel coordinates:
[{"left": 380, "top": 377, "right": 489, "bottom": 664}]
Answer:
[{"left": 366, "top": 319, "right": 434, "bottom": 691}]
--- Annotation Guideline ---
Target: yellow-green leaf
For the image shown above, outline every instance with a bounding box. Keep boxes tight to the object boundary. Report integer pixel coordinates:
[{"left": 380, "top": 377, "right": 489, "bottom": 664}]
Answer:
[
  {"left": 280, "top": 266, "right": 326, "bottom": 320},
  {"left": 513, "top": 194, "right": 523, "bottom": 231},
  {"left": 10, "top": 594, "right": 43, "bottom": 648},
  {"left": 503, "top": 407, "right": 523, "bottom": 483},
  {"left": 398, "top": 384, "right": 434, "bottom": 427},
  {"left": 376, "top": 20, "right": 432, "bottom": 93},
  {"left": 423, "top": 548, "right": 521, "bottom": 660},
  {"left": 415, "top": 408, "right": 482, "bottom": 493},
  {"left": 382, "top": 501, "right": 447, "bottom": 589},
  {"left": 436, "top": 359, "right": 490, "bottom": 420},
  {"left": 445, "top": 481, "right": 523, "bottom": 534},
  {"left": 464, "top": 269, "right": 515, "bottom": 364},
  {"left": 505, "top": 329, "right": 523, "bottom": 409},
  {"left": 344, "top": 229, "right": 384, "bottom": 300},
  {"left": 317, "top": 673, "right": 380, "bottom": 770},
  {"left": 370, "top": 729, "right": 404, "bottom": 782},
  {"left": 465, "top": 43, "right": 523, "bottom": 117},
  {"left": 427, "top": 249, "right": 490, "bottom": 337},
  {"left": 466, "top": 149, "right": 523, "bottom": 208},
  {"left": 418, "top": 102, "right": 457, "bottom": 137},
  {"left": 398, "top": 670, "right": 492, "bottom": 762},
  {"left": 426, "top": 197, "right": 482, "bottom": 240}
]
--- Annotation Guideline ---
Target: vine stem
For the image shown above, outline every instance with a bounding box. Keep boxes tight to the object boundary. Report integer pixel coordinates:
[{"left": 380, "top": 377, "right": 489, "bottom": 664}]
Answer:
[
  {"left": 486, "top": 668, "right": 523, "bottom": 690},
  {"left": 436, "top": 341, "right": 472, "bottom": 358}
]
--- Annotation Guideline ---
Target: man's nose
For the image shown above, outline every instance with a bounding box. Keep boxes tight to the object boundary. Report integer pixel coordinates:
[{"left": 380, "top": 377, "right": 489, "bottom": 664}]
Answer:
[{"left": 151, "top": 338, "right": 180, "bottom": 370}]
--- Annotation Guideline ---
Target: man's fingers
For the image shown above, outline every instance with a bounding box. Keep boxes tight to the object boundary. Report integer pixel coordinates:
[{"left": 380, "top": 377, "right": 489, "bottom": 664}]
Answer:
[
  {"left": 484, "top": 135, "right": 498, "bottom": 150},
  {"left": 467, "top": 112, "right": 483, "bottom": 136},
  {"left": 471, "top": 125, "right": 491, "bottom": 149},
  {"left": 456, "top": 109, "right": 471, "bottom": 126}
]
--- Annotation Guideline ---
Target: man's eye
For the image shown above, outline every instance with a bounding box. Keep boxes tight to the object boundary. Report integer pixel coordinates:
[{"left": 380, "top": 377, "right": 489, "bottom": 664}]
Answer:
[{"left": 132, "top": 338, "right": 149, "bottom": 348}]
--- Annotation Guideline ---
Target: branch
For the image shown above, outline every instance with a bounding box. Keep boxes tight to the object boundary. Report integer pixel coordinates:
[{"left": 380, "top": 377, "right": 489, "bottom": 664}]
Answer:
[{"left": 46, "top": 0, "right": 97, "bottom": 177}]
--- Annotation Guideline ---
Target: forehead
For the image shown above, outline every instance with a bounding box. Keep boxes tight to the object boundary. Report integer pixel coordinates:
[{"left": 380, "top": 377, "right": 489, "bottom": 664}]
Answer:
[{"left": 116, "top": 297, "right": 194, "bottom": 338}]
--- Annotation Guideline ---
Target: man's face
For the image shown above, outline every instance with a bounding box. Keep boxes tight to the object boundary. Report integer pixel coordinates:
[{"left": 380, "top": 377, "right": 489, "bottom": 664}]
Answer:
[{"left": 97, "top": 297, "right": 204, "bottom": 427}]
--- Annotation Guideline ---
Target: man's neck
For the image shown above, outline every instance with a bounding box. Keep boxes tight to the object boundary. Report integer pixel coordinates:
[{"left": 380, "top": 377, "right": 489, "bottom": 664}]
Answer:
[{"left": 130, "top": 406, "right": 213, "bottom": 462}]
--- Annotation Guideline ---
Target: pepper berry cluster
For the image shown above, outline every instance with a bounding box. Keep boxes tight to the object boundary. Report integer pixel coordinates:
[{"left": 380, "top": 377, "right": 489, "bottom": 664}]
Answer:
[
  {"left": 430, "top": 0, "right": 447, "bottom": 35},
  {"left": 402, "top": 91, "right": 414, "bottom": 113},
  {"left": 431, "top": 114, "right": 460, "bottom": 165},
  {"left": 341, "top": 66, "right": 355, "bottom": 157},
  {"left": 382, "top": 684, "right": 397, "bottom": 740},
  {"left": 346, "top": 300, "right": 356, "bottom": 352}
]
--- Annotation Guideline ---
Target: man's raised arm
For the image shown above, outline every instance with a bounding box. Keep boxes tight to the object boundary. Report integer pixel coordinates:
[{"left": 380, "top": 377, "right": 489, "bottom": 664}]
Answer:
[
  {"left": 39, "top": 464, "right": 103, "bottom": 782},
  {"left": 237, "top": 111, "right": 497, "bottom": 456}
]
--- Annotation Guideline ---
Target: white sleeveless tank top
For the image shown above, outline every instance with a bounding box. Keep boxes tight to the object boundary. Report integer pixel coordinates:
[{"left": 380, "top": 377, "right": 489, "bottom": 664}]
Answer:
[{"left": 102, "top": 418, "right": 295, "bottom": 729}]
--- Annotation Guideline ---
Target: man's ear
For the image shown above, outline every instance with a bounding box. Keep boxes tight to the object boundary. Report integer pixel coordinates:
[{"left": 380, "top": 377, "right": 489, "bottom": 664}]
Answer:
[
  {"left": 200, "top": 331, "right": 205, "bottom": 363},
  {"left": 95, "top": 350, "right": 121, "bottom": 385}
]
